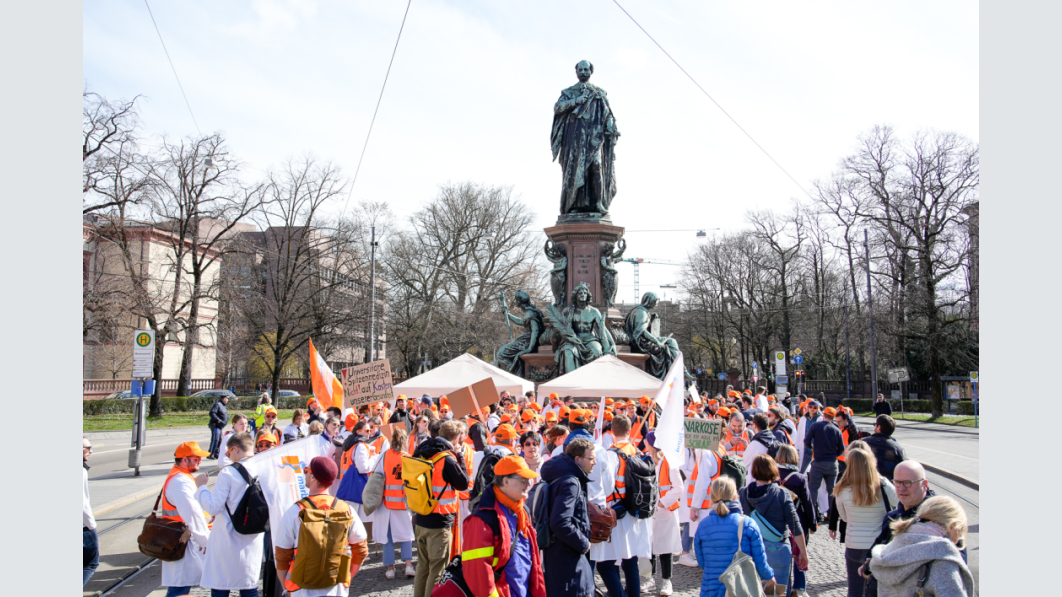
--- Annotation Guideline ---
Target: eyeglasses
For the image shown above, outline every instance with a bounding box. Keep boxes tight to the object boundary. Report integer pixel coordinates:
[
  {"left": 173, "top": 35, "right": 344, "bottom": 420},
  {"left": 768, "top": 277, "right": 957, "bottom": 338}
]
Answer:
[
  {"left": 894, "top": 479, "right": 926, "bottom": 489},
  {"left": 523, "top": 441, "right": 540, "bottom": 448},
  {"left": 84, "top": 445, "right": 93, "bottom": 451},
  {"left": 256, "top": 443, "right": 273, "bottom": 449}
]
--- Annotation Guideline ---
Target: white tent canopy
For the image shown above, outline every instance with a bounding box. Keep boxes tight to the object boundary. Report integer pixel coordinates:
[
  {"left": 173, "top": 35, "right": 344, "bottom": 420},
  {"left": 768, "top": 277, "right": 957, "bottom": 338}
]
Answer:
[
  {"left": 536, "top": 355, "right": 664, "bottom": 398},
  {"left": 393, "top": 353, "right": 533, "bottom": 401}
]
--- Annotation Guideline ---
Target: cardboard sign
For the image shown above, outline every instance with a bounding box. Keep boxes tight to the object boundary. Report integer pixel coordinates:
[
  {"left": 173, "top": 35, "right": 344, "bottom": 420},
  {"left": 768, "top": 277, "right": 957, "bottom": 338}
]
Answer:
[
  {"left": 684, "top": 417, "right": 722, "bottom": 451},
  {"left": 446, "top": 377, "right": 501, "bottom": 420},
  {"left": 341, "top": 359, "right": 395, "bottom": 408},
  {"left": 377, "top": 423, "right": 396, "bottom": 443}
]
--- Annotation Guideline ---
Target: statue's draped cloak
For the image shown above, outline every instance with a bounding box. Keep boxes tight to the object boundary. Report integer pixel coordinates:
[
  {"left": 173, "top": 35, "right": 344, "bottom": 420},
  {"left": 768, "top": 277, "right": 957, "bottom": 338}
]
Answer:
[{"left": 551, "top": 82, "right": 619, "bottom": 214}]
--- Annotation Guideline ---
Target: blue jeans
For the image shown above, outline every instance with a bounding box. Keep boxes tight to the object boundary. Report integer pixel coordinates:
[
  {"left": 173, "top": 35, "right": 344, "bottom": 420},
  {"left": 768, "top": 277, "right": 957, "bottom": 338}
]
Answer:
[
  {"left": 209, "top": 425, "right": 223, "bottom": 456},
  {"left": 165, "top": 587, "right": 193, "bottom": 597},
  {"left": 806, "top": 460, "right": 838, "bottom": 518},
  {"left": 83, "top": 527, "right": 99, "bottom": 586},
  {"left": 211, "top": 590, "right": 258, "bottom": 597},
  {"left": 597, "top": 557, "right": 640, "bottom": 597},
  {"left": 383, "top": 525, "right": 412, "bottom": 566},
  {"left": 763, "top": 540, "right": 792, "bottom": 588},
  {"left": 681, "top": 522, "right": 693, "bottom": 553},
  {"left": 792, "top": 567, "right": 807, "bottom": 591}
]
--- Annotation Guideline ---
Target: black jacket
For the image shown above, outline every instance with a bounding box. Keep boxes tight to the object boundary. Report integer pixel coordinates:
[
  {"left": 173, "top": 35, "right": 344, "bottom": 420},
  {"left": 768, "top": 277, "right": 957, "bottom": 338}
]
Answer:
[
  {"left": 411, "top": 437, "right": 470, "bottom": 529},
  {"left": 540, "top": 453, "right": 594, "bottom": 597},
  {"left": 389, "top": 408, "right": 413, "bottom": 434},
  {"left": 873, "top": 400, "right": 893, "bottom": 416},
  {"left": 778, "top": 465, "right": 817, "bottom": 537},
  {"left": 804, "top": 419, "right": 845, "bottom": 462},
  {"left": 772, "top": 419, "right": 796, "bottom": 445},
  {"left": 208, "top": 400, "right": 228, "bottom": 429},
  {"left": 863, "top": 433, "right": 906, "bottom": 481}
]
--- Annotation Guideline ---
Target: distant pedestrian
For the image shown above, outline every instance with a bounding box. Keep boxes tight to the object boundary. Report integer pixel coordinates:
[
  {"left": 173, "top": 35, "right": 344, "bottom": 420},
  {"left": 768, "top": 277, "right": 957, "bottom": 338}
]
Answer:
[
  {"left": 208, "top": 394, "right": 230, "bottom": 459},
  {"left": 873, "top": 394, "right": 893, "bottom": 417},
  {"left": 539, "top": 437, "right": 595, "bottom": 597},
  {"left": 833, "top": 449, "right": 897, "bottom": 597},
  {"left": 864, "top": 415, "right": 906, "bottom": 481},
  {"left": 219, "top": 414, "right": 250, "bottom": 468},
  {"left": 160, "top": 442, "right": 212, "bottom": 597},
  {"left": 694, "top": 476, "right": 776, "bottom": 597},
  {"left": 803, "top": 406, "right": 845, "bottom": 519},
  {"left": 869, "top": 496, "right": 974, "bottom": 597},
  {"left": 742, "top": 413, "right": 776, "bottom": 483},
  {"left": 389, "top": 395, "right": 413, "bottom": 434},
  {"left": 83, "top": 438, "right": 99, "bottom": 587},
  {"left": 253, "top": 394, "right": 271, "bottom": 430}
]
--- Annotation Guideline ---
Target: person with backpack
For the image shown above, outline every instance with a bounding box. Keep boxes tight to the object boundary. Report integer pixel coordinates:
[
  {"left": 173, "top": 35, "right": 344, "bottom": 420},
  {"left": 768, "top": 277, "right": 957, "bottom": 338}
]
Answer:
[
  {"left": 738, "top": 455, "right": 809, "bottom": 596},
  {"left": 336, "top": 419, "right": 382, "bottom": 526},
  {"left": 434, "top": 455, "right": 547, "bottom": 597},
  {"left": 741, "top": 413, "right": 777, "bottom": 485},
  {"left": 160, "top": 442, "right": 213, "bottom": 597},
  {"left": 219, "top": 414, "right": 251, "bottom": 469},
  {"left": 644, "top": 431, "right": 680, "bottom": 596},
  {"left": 694, "top": 476, "right": 776, "bottom": 597},
  {"left": 195, "top": 432, "right": 265, "bottom": 597},
  {"left": 598, "top": 414, "right": 653, "bottom": 597},
  {"left": 470, "top": 424, "right": 518, "bottom": 508},
  {"left": 370, "top": 425, "right": 416, "bottom": 580},
  {"left": 411, "top": 420, "right": 471, "bottom": 597},
  {"left": 767, "top": 406, "right": 796, "bottom": 448},
  {"left": 540, "top": 437, "right": 596, "bottom": 597},
  {"left": 833, "top": 448, "right": 898, "bottom": 597},
  {"left": 273, "top": 456, "right": 368, "bottom": 597}
]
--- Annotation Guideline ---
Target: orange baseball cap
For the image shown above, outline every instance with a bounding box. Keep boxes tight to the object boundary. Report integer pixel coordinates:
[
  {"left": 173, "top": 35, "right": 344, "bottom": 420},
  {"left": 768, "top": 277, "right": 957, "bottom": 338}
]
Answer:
[
  {"left": 605, "top": 398, "right": 615, "bottom": 405},
  {"left": 440, "top": 396, "right": 450, "bottom": 408},
  {"left": 559, "top": 406, "right": 571, "bottom": 419},
  {"left": 493, "top": 424, "right": 519, "bottom": 441},
  {"left": 727, "top": 390, "right": 741, "bottom": 399},
  {"left": 255, "top": 433, "right": 279, "bottom": 447},
  {"left": 494, "top": 455, "right": 539, "bottom": 479},
  {"left": 521, "top": 409, "right": 536, "bottom": 423},
  {"left": 569, "top": 409, "right": 589, "bottom": 425},
  {"left": 824, "top": 407, "right": 837, "bottom": 417},
  {"left": 549, "top": 393, "right": 559, "bottom": 400},
  {"left": 604, "top": 410, "right": 614, "bottom": 422},
  {"left": 499, "top": 413, "right": 513, "bottom": 424},
  {"left": 639, "top": 396, "right": 651, "bottom": 406},
  {"left": 743, "top": 389, "right": 752, "bottom": 394},
  {"left": 544, "top": 411, "right": 558, "bottom": 422},
  {"left": 174, "top": 441, "right": 210, "bottom": 458},
  {"left": 527, "top": 402, "right": 542, "bottom": 412},
  {"left": 264, "top": 406, "right": 279, "bottom": 417},
  {"left": 395, "top": 394, "right": 407, "bottom": 402},
  {"left": 344, "top": 413, "right": 358, "bottom": 431},
  {"left": 708, "top": 399, "right": 719, "bottom": 406},
  {"left": 717, "top": 406, "right": 731, "bottom": 418}
]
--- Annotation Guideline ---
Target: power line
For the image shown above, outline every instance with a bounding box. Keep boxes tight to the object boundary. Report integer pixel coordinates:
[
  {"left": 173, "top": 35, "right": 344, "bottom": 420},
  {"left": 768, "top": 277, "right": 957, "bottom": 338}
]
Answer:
[
  {"left": 343, "top": 0, "right": 414, "bottom": 213},
  {"left": 610, "top": 0, "right": 812, "bottom": 199},
  {"left": 143, "top": 0, "right": 202, "bottom": 136}
]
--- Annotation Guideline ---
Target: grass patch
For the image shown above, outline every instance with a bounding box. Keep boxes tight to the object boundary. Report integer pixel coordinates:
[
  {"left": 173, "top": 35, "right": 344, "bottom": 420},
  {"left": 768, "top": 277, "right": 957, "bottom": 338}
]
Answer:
[
  {"left": 853, "top": 411, "right": 978, "bottom": 428},
  {"left": 83, "top": 409, "right": 298, "bottom": 431}
]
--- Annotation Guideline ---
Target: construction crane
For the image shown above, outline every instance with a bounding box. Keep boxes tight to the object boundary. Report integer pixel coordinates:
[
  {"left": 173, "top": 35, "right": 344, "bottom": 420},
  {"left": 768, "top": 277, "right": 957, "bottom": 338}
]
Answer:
[{"left": 618, "top": 258, "right": 684, "bottom": 302}]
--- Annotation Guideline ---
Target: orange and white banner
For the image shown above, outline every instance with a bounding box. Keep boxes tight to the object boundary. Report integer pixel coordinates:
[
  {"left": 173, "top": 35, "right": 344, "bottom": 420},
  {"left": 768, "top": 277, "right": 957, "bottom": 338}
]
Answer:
[{"left": 310, "top": 338, "right": 344, "bottom": 410}]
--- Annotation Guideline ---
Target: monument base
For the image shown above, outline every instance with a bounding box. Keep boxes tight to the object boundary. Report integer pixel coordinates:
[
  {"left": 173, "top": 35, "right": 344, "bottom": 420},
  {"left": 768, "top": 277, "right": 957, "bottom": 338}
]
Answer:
[
  {"left": 544, "top": 220, "right": 625, "bottom": 318},
  {"left": 521, "top": 350, "right": 648, "bottom": 385}
]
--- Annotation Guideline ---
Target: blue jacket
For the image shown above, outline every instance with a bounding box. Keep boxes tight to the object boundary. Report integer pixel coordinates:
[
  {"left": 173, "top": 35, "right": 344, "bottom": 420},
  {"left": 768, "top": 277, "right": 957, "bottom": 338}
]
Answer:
[
  {"left": 803, "top": 419, "right": 845, "bottom": 462},
  {"left": 694, "top": 500, "right": 775, "bottom": 597},
  {"left": 540, "top": 453, "right": 594, "bottom": 597}
]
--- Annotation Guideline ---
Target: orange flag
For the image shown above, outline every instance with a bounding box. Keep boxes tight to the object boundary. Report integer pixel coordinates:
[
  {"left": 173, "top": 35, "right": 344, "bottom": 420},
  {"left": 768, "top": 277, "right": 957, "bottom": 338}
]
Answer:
[{"left": 309, "top": 338, "right": 344, "bottom": 410}]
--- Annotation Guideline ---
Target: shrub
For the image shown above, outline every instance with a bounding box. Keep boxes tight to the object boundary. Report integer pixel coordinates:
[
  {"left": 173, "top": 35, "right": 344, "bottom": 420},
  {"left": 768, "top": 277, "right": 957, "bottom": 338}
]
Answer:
[{"left": 957, "top": 401, "right": 977, "bottom": 415}]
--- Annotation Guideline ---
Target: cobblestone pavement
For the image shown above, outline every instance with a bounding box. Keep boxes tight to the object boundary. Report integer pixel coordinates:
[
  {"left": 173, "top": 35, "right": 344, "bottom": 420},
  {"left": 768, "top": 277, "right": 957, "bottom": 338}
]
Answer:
[{"left": 178, "top": 532, "right": 850, "bottom": 596}]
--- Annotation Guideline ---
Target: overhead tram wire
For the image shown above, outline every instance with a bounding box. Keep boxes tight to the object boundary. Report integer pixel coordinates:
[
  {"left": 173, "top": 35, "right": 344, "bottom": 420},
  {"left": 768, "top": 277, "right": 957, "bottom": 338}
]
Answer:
[
  {"left": 342, "top": 0, "right": 414, "bottom": 214},
  {"left": 143, "top": 0, "right": 202, "bottom": 136},
  {"left": 610, "top": 0, "right": 813, "bottom": 200}
]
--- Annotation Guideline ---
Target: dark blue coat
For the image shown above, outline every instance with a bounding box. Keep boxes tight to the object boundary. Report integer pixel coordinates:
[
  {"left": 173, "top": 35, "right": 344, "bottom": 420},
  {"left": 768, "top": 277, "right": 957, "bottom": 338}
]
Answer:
[
  {"left": 804, "top": 419, "right": 845, "bottom": 462},
  {"left": 540, "top": 453, "right": 594, "bottom": 597}
]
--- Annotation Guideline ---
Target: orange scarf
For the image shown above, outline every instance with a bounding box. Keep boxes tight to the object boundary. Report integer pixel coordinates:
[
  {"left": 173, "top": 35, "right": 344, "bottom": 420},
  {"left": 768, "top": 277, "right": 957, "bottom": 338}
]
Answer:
[{"left": 492, "top": 486, "right": 531, "bottom": 539}]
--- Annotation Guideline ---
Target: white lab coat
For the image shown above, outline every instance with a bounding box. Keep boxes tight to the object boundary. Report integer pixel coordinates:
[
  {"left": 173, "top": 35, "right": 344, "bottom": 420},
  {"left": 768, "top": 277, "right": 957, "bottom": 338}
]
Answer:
[
  {"left": 755, "top": 394, "right": 769, "bottom": 411},
  {"left": 593, "top": 443, "right": 652, "bottom": 562},
  {"left": 160, "top": 473, "right": 210, "bottom": 588},
  {"left": 587, "top": 444, "right": 618, "bottom": 563},
  {"left": 742, "top": 436, "right": 771, "bottom": 486},
  {"left": 652, "top": 458, "right": 683, "bottom": 555},
  {"left": 687, "top": 449, "right": 721, "bottom": 535},
  {"left": 369, "top": 454, "right": 414, "bottom": 544},
  {"left": 274, "top": 497, "right": 368, "bottom": 597},
  {"left": 350, "top": 442, "right": 381, "bottom": 520},
  {"left": 195, "top": 465, "right": 264, "bottom": 590}
]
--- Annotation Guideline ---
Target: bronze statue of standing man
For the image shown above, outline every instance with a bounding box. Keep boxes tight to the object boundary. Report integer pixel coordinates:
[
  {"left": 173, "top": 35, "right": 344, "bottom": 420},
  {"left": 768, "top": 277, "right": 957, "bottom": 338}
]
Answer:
[{"left": 551, "top": 60, "right": 620, "bottom": 218}]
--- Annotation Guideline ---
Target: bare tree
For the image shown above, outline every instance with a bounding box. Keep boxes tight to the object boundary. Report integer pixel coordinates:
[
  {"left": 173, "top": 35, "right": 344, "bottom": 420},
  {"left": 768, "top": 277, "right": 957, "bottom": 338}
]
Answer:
[{"left": 84, "top": 89, "right": 142, "bottom": 214}]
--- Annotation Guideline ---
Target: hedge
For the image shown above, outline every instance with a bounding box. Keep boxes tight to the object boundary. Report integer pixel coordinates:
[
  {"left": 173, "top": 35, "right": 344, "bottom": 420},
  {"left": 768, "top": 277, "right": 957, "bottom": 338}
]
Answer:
[
  {"left": 957, "top": 401, "right": 977, "bottom": 415},
  {"left": 842, "top": 398, "right": 934, "bottom": 413},
  {"left": 83, "top": 396, "right": 307, "bottom": 416}
]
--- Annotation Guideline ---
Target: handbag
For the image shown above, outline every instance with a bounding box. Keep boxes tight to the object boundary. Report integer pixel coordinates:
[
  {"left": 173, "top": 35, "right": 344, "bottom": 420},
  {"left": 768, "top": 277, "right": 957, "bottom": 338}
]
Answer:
[
  {"left": 137, "top": 477, "right": 191, "bottom": 561},
  {"left": 361, "top": 470, "right": 386, "bottom": 515},
  {"left": 750, "top": 510, "right": 786, "bottom": 543},
  {"left": 718, "top": 514, "right": 766, "bottom": 597},
  {"left": 587, "top": 501, "right": 617, "bottom": 544}
]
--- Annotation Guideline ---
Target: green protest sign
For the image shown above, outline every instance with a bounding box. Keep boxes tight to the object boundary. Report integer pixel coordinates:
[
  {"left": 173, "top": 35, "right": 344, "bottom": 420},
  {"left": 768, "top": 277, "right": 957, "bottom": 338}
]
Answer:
[{"left": 684, "top": 418, "right": 722, "bottom": 451}]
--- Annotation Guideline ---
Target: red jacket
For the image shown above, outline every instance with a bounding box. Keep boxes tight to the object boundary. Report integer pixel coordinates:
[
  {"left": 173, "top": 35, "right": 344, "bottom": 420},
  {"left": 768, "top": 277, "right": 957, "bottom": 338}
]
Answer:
[{"left": 433, "top": 489, "right": 546, "bottom": 597}]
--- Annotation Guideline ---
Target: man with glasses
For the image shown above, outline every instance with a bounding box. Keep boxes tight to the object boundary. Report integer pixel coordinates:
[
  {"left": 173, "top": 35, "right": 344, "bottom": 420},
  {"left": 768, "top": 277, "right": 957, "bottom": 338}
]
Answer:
[
  {"left": 159, "top": 442, "right": 212, "bottom": 597},
  {"left": 83, "top": 438, "right": 99, "bottom": 586}
]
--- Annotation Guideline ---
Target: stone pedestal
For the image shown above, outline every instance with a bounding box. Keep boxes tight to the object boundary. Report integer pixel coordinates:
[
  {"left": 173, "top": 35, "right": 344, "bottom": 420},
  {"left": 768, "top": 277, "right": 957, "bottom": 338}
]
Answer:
[{"left": 544, "top": 221, "right": 625, "bottom": 317}]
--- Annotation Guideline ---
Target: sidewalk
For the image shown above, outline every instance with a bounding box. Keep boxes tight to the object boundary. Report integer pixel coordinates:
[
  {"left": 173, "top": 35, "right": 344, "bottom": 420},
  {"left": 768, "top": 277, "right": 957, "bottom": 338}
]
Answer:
[
  {"left": 853, "top": 415, "right": 979, "bottom": 435},
  {"left": 853, "top": 415, "right": 979, "bottom": 490}
]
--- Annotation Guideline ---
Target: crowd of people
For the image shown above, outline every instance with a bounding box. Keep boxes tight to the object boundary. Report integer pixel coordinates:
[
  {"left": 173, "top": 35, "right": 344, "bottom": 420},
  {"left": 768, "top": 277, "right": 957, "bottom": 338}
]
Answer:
[{"left": 84, "top": 387, "right": 974, "bottom": 597}]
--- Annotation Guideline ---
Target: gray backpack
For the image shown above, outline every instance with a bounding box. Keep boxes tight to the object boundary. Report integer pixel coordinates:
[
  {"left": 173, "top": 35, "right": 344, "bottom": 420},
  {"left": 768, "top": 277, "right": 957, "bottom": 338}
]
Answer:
[{"left": 718, "top": 514, "right": 766, "bottom": 597}]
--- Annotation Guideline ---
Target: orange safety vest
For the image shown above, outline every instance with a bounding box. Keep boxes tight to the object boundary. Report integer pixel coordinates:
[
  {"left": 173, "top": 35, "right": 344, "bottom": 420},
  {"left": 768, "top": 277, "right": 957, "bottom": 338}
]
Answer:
[
  {"left": 838, "top": 425, "right": 853, "bottom": 463},
  {"left": 430, "top": 453, "right": 459, "bottom": 515},
  {"left": 658, "top": 456, "right": 680, "bottom": 511},
  {"left": 609, "top": 441, "right": 637, "bottom": 503},
  {"left": 370, "top": 434, "right": 387, "bottom": 454},
  {"left": 383, "top": 450, "right": 406, "bottom": 510},
  {"left": 455, "top": 446, "right": 474, "bottom": 501},
  {"left": 159, "top": 466, "right": 213, "bottom": 529},
  {"left": 341, "top": 440, "right": 378, "bottom": 476},
  {"left": 723, "top": 428, "right": 750, "bottom": 459},
  {"left": 686, "top": 448, "right": 725, "bottom": 509},
  {"left": 284, "top": 495, "right": 352, "bottom": 593}
]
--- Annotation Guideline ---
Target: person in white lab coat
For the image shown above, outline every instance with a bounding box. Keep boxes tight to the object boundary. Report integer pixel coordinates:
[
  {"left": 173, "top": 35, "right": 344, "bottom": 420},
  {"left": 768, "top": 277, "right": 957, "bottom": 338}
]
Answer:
[
  {"left": 371, "top": 426, "right": 416, "bottom": 579},
  {"left": 160, "top": 441, "right": 212, "bottom": 597},
  {"left": 195, "top": 432, "right": 264, "bottom": 597},
  {"left": 596, "top": 415, "right": 653, "bottom": 597},
  {"left": 218, "top": 414, "right": 250, "bottom": 469},
  {"left": 645, "top": 432, "right": 681, "bottom": 596}
]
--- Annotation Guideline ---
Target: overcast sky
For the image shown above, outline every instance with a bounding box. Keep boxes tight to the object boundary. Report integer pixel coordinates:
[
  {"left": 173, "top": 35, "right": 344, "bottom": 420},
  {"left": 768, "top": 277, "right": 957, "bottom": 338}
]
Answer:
[{"left": 83, "top": 0, "right": 978, "bottom": 301}]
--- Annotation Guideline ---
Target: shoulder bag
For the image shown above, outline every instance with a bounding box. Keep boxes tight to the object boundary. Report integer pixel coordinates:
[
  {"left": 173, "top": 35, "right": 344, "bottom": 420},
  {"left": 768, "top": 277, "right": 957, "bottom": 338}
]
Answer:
[{"left": 137, "top": 476, "right": 191, "bottom": 561}]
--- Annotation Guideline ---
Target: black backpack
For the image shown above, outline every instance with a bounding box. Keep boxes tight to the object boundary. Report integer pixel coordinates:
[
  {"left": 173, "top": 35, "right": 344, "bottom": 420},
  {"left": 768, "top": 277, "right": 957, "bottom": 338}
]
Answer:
[
  {"left": 528, "top": 479, "right": 553, "bottom": 549},
  {"left": 610, "top": 447, "right": 657, "bottom": 519},
  {"left": 468, "top": 446, "right": 505, "bottom": 511},
  {"left": 718, "top": 452, "right": 747, "bottom": 489},
  {"left": 226, "top": 463, "right": 270, "bottom": 535}
]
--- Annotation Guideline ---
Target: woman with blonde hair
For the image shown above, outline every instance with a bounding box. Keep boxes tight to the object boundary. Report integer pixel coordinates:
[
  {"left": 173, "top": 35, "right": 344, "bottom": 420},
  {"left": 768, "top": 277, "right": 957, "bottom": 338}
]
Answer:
[
  {"left": 282, "top": 408, "right": 308, "bottom": 443},
  {"left": 693, "top": 476, "right": 776, "bottom": 597},
  {"left": 869, "top": 495, "right": 974, "bottom": 596},
  {"left": 834, "top": 448, "right": 897, "bottom": 597},
  {"left": 371, "top": 425, "right": 415, "bottom": 579}
]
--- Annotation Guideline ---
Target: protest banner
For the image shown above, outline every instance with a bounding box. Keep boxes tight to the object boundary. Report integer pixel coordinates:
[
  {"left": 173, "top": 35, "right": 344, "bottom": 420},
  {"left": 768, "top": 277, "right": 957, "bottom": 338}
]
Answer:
[
  {"left": 341, "top": 359, "right": 395, "bottom": 409},
  {"left": 377, "top": 422, "right": 395, "bottom": 443},
  {"left": 446, "top": 377, "right": 501, "bottom": 419},
  {"left": 684, "top": 417, "right": 722, "bottom": 451},
  {"left": 238, "top": 435, "right": 333, "bottom": 538}
]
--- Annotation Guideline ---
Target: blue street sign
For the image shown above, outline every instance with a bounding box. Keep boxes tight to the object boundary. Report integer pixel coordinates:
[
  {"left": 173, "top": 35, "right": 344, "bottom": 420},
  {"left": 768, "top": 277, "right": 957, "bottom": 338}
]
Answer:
[
  {"left": 143, "top": 380, "right": 155, "bottom": 395},
  {"left": 718, "top": 372, "right": 726, "bottom": 380},
  {"left": 793, "top": 355, "right": 804, "bottom": 364}
]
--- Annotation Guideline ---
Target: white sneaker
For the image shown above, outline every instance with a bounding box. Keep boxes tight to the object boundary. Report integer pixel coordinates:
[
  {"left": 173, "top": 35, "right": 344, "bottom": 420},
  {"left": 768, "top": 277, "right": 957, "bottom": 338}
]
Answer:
[
  {"left": 791, "top": 590, "right": 808, "bottom": 597},
  {"left": 659, "top": 579, "right": 673, "bottom": 596},
  {"left": 640, "top": 577, "right": 655, "bottom": 593},
  {"left": 405, "top": 563, "right": 416, "bottom": 577},
  {"left": 385, "top": 568, "right": 395, "bottom": 580},
  {"left": 678, "top": 553, "right": 699, "bottom": 567}
]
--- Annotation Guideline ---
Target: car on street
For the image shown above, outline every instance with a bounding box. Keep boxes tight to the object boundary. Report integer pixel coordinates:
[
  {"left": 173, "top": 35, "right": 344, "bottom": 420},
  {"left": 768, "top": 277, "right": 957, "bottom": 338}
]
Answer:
[
  {"left": 104, "top": 390, "right": 136, "bottom": 399},
  {"left": 277, "top": 390, "right": 302, "bottom": 398},
  {"left": 191, "top": 389, "right": 238, "bottom": 400}
]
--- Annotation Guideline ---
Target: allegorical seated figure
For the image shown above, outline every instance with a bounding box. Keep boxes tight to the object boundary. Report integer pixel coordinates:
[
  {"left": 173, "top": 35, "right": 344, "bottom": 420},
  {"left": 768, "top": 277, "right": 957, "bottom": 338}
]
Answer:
[
  {"left": 494, "top": 290, "right": 544, "bottom": 379},
  {"left": 551, "top": 283, "right": 616, "bottom": 374},
  {"left": 624, "top": 291, "right": 682, "bottom": 380}
]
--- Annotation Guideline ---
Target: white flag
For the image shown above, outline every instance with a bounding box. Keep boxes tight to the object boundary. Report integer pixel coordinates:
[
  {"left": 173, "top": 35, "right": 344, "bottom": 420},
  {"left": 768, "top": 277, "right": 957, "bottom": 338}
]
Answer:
[
  {"left": 652, "top": 353, "right": 687, "bottom": 467},
  {"left": 237, "top": 435, "right": 334, "bottom": 535},
  {"left": 594, "top": 396, "right": 607, "bottom": 444}
]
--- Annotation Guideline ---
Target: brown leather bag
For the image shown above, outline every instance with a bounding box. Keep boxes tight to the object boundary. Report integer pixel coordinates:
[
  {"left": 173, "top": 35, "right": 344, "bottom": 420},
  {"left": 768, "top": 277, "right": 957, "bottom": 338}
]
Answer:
[
  {"left": 137, "top": 477, "right": 191, "bottom": 561},
  {"left": 587, "top": 501, "right": 617, "bottom": 544}
]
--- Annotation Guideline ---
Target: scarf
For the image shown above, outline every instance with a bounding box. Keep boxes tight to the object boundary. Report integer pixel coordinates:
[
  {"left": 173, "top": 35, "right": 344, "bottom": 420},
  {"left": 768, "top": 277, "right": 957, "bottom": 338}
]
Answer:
[{"left": 493, "top": 486, "right": 531, "bottom": 539}]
